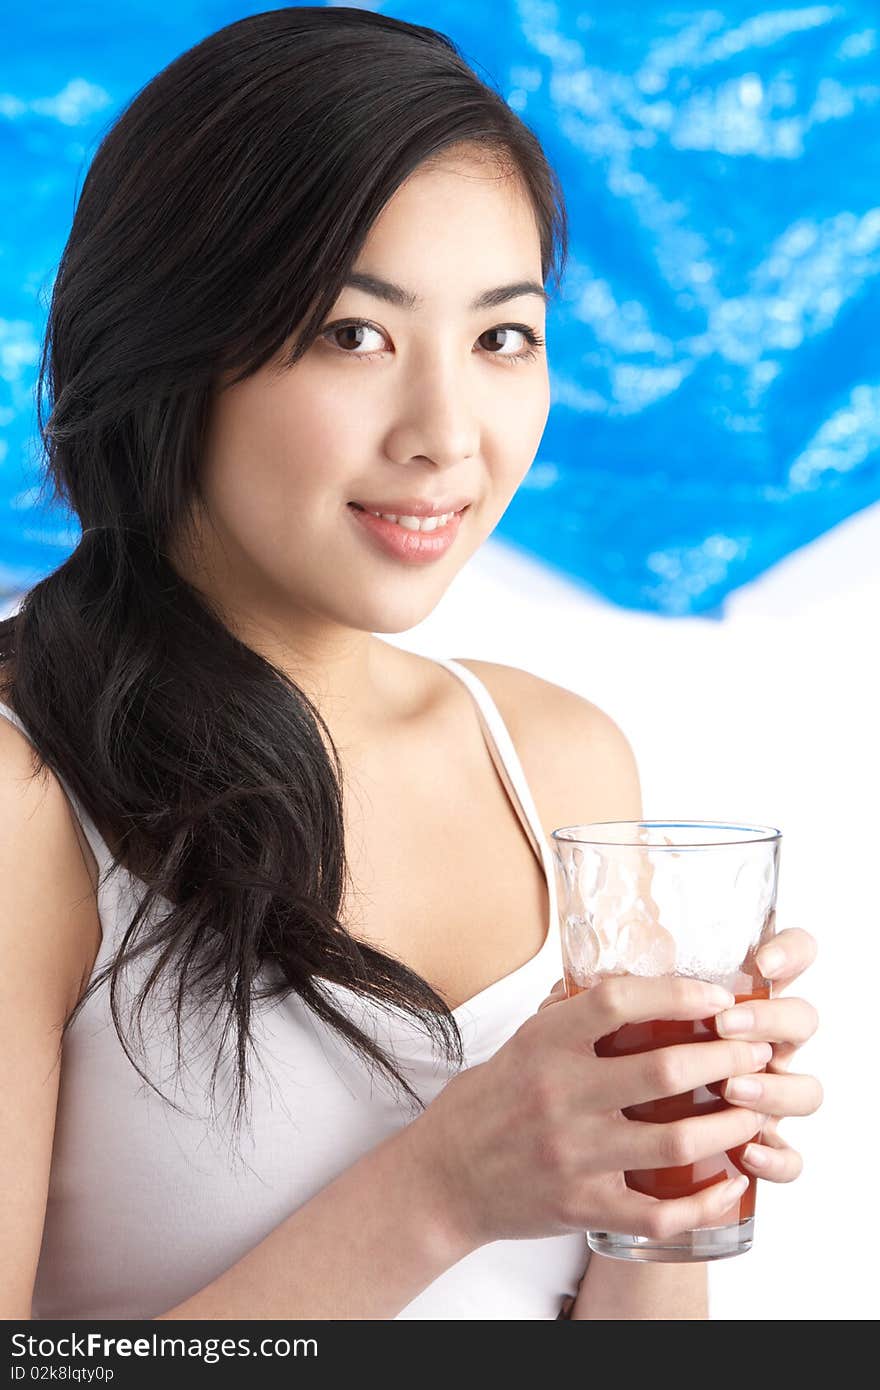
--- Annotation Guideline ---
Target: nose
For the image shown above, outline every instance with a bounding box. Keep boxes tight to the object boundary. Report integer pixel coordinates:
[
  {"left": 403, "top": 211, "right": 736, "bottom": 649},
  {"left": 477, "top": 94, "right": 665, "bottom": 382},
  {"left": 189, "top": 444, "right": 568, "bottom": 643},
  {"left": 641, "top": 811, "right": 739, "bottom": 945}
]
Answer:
[{"left": 384, "top": 361, "right": 480, "bottom": 468}]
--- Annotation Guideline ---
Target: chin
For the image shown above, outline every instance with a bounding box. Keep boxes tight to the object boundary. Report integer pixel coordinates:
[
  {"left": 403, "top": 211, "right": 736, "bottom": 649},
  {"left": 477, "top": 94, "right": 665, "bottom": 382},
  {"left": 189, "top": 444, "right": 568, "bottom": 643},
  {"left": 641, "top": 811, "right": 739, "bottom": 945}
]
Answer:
[
  {"left": 365, "top": 610, "right": 443, "bottom": 637},
  {"left": 350, "top": 588, "right": 452, "bottom": 636}
]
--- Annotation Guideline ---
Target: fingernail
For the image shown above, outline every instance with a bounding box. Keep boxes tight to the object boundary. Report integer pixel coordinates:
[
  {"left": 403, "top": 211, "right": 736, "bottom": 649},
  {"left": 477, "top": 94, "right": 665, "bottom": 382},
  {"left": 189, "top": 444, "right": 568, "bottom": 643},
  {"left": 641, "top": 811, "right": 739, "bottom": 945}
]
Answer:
[
  {"left": 759, "top": 946, "right": 784, "bottom": 977},
  {"left": 726, "top": 1076, "right": 762, "bottom": 1101},
  {"left": 744, "top": 1144, "right": 770, "bottom": 1168},
  {"left": 715, "top": 1006, "right": 754, "bottom": 1035},
  {"left": 705, "top": 986, "right": 737, "bottom": 1009},
  {"left": 724, "top": 1174, "right": 750, "bottom": 1198}
]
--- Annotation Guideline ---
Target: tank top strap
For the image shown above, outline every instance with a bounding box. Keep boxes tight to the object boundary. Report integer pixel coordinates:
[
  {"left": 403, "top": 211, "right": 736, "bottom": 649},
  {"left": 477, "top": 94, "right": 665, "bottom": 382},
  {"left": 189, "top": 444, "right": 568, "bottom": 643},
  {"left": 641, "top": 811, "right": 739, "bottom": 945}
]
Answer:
[
  {"left": 0, "top": 700, "right": 115, "bottom": 882},
  {"left": 432, "top": 658, "right": 553, "bottom": 887}
]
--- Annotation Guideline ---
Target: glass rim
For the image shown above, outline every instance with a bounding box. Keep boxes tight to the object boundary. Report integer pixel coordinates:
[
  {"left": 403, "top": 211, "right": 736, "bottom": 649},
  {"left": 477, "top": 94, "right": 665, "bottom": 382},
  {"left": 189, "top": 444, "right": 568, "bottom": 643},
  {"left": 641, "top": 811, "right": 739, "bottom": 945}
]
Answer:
[{"left": 550, "top": 819, "right": 782, "bottom": 849}]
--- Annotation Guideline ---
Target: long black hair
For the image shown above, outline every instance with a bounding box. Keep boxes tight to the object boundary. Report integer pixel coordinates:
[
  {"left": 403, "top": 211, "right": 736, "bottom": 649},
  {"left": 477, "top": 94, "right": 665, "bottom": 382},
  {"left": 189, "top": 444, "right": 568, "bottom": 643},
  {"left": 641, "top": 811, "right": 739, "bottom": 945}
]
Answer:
[{"left": 0, "top": 5, "right": 568, "bottom": 1145}]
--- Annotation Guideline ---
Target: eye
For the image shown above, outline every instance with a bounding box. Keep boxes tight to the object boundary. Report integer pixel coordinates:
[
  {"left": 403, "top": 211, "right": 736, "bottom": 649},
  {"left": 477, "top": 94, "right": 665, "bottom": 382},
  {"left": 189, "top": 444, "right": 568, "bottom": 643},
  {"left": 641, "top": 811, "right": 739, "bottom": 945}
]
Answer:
[
  {"left": 321, "top": 321, "right": 387, "bottom": 356},
  {"left": 318, "top": 319, "right": 546, "bottom": 365},
  {"left": 477, "top": 324, "right": 546, "bottom": 365}
]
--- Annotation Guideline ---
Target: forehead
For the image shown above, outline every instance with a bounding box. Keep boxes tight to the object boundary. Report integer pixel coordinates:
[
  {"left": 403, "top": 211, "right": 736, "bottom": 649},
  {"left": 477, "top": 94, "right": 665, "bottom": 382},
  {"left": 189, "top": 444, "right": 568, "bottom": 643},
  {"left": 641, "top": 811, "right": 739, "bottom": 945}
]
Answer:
[{"left": 357, "top": 153, "right": 543, "bottom": 283}]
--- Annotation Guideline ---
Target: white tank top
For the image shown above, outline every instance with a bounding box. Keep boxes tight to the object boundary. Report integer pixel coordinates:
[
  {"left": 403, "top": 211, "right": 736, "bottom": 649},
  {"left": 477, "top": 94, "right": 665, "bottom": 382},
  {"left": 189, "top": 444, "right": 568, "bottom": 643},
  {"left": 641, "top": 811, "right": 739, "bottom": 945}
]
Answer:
[{"left": 0, "top": 658, "right": 589, "bottom": 1320}]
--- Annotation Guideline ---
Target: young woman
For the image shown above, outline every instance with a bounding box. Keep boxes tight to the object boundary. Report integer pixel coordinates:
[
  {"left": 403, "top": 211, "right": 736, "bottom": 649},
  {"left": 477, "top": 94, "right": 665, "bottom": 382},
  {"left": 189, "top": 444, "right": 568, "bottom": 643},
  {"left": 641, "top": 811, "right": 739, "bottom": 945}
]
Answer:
[{"left": 0, "top": 7, "right": 820, "bottom": 1321}]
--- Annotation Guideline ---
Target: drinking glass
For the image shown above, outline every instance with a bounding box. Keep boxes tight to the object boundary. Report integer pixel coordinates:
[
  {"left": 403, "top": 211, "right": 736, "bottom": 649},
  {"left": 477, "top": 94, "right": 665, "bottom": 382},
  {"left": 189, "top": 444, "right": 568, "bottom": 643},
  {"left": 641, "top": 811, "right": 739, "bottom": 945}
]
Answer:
[{"left": 550, "top": 820, "right": 781, "bottom": 1262}]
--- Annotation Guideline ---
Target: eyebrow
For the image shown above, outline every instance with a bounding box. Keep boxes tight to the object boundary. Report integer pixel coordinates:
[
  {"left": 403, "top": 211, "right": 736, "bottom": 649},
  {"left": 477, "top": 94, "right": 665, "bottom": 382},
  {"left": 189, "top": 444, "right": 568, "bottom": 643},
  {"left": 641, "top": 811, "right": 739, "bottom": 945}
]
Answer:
[{"left": 342, "top": 271, "right": 549, "bottom": 312}]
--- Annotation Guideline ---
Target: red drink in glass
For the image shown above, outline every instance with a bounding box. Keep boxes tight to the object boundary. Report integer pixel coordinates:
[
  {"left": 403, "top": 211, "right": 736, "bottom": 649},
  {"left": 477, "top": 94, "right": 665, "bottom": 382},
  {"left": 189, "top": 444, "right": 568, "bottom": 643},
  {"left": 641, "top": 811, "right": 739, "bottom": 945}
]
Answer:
[
  {"left": 553, "top": 819, "right": 781, "bottom": 1260},
  {"left": 574, "top": 977, "right": 770, "bottom": 1224}
]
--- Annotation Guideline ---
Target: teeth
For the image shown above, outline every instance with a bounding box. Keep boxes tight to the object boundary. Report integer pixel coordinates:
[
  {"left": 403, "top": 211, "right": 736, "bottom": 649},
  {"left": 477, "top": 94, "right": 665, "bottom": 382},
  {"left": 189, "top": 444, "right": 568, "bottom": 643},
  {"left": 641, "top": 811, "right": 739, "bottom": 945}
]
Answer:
[{"left": 368, "top": 510, "right": 456, "bottom": 531}]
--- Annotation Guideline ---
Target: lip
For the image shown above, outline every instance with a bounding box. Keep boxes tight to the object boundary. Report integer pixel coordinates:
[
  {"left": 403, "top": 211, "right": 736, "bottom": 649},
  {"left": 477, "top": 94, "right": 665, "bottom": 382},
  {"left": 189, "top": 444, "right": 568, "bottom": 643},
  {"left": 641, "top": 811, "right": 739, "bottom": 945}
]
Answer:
[
  {"left": 347, "top": 503, "right": 466, "bottom": 565},
  {"left": 349, "top": 497, "right": 471, "bottom": 518}
]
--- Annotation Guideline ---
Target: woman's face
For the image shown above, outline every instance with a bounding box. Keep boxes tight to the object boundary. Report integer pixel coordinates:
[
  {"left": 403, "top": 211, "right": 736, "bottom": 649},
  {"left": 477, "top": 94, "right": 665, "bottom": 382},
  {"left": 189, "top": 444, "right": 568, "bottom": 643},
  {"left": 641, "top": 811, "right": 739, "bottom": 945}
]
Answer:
[{"left": 181, "top": 152, "right": 550, "bottom": 641}]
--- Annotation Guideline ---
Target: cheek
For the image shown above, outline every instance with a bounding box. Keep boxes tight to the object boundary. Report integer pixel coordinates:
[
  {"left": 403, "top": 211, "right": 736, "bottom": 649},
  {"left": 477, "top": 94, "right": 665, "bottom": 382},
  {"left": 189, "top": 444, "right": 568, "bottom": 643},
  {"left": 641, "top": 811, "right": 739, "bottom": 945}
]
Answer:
[
  {"left": 262, "top": 370, "right": 368, "bottom": 497},
  {"left": 497, "top": 365, "right": 549, "bottom": 440},
  {"left": 531, "top": 371, "right": 552, "bottom": 433},
  {"left": 204, "top": 382, "right": 353, "bottom": 532},
  {"left": 497, "top": 381, "right": 550, "bottom": 480}
]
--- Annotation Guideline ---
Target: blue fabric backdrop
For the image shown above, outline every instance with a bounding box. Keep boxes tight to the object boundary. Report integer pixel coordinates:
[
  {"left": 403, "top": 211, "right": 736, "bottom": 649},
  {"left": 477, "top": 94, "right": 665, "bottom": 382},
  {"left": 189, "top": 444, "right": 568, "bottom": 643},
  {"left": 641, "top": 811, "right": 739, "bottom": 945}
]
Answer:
[{"left": 1, "top": 1, "right": 878, "bottom": 614}]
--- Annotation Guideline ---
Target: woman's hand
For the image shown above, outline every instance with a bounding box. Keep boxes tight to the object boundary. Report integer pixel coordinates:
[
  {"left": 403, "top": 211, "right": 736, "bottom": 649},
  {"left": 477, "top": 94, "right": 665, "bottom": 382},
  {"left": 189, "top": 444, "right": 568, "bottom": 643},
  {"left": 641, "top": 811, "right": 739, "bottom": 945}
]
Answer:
[
  {"left": 542, "top": 930, "right": 821, "bottom": 1319},
  {"left": 413, "top": 974, "right": 771, "bottom": 1251},
  {"left": 539, "top": 929, "right": 822, "bottom": 1187},
  {"left": 712, "top": 928, "right": 822, "bottom": 1181}
]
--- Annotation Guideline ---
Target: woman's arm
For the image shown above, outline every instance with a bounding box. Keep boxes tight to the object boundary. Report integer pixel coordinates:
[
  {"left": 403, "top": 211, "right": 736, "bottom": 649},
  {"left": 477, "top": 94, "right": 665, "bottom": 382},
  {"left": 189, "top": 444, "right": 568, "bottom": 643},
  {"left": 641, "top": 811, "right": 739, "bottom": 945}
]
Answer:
[
  {"left": 568, "top": 1258, "right": 708, "bottom": 1320},
  {"left": 156, "top": 1114, "right": 475, "bottom": 1319}
]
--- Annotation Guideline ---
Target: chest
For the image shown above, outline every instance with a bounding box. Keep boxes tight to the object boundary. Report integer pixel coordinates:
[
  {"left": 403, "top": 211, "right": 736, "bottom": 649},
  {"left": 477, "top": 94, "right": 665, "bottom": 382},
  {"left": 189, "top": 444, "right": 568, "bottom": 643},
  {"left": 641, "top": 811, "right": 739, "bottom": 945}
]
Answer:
[{"left": 338, "top": 718, "right": 551, "bottom": 1013}]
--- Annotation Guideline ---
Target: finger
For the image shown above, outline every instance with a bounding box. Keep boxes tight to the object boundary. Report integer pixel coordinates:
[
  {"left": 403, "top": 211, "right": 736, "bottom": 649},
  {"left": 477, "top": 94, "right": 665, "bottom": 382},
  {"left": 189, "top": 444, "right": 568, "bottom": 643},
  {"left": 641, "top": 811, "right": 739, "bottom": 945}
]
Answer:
[
  {"left": 722, "top": 1069, "right": 824, "bottom": 1118},
  {"left": 714, "top": 996, "right": 819, "bottom": 1047},
  {"left": 755, "top": 928, "right": 818, "bottom": 991},
  {"left": 592, "top": 1102, "right": 766, "bottom": 1172},
  {"left": 537, "top": 979, "right": 567, "bottom": 1012},
  {"left": 548, "top": 975, "right": 736, "bottom": 1046},
  {"left": 591, "top": 1037, "right": 774, "bottom": 1110},
  {"left": 765, "top": 1042, "right": 799, "bottom": 1074},
  {"left": 584, "top": 1170, "right": 754, "bottom": 1242},
  {"left": 740, "top": 1127, "right": 804, "bottom": 1183}
]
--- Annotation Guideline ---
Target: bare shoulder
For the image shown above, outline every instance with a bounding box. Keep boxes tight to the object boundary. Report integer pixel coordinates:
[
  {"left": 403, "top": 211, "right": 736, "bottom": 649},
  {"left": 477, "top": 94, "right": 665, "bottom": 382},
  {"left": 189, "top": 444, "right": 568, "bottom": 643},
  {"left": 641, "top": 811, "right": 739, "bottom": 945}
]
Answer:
[
  {"left": 0, "top": 705, "right": 106, "bottom": 1317},
  {"left": 450, "top": 657, "right": 644, "bottom": 828},
  {"left": 0, "top": 706, "right": 102, "bottom": 1003}
]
